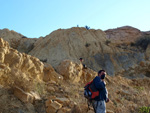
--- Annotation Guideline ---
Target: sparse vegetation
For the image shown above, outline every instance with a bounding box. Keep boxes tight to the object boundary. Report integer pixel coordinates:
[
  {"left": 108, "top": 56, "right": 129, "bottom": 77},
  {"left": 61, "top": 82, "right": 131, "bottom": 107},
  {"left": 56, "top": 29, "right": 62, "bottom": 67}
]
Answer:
[
  {"left": 85, "top": 43, "right": 90, "bottom": 47},
  {"left": 134, "top": 86, "right": 144, "bottom": 92},
  {"left": 133, "top": 36, "right": 150, "bottom": 50},
  {"left": 145, "top": 71, "right": 150, "bottom": 77},
  {"left": 40, "top": 59, "right": 47, "bottom": 63},
  {"left": 35, "top": 82, "right": 46, "bottom": 96},
  {"left": 105, "top": 40, "right": 111, "bottom": 45},
  {"left": 139, "top": 106, "right": 150, "bottom": 113},
  {"left": 130, "top": 42, "right": 135, "bottom": 46},
  {"left": 22, "top": 36, "right": 27, "bottom": 38},
  {"left": 112, "top": 100, "right": 117, "bottom": 107}
]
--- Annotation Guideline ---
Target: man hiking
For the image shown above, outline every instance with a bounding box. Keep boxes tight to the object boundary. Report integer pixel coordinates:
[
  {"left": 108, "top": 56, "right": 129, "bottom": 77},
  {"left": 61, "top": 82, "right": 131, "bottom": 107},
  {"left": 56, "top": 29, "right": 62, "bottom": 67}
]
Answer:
[{"left": 92, "top": 70, "right": 109, "bottom": 113}]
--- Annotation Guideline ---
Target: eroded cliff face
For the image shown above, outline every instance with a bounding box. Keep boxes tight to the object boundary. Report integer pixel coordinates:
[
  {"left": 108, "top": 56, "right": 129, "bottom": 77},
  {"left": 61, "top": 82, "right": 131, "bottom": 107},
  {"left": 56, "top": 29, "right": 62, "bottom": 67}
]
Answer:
[
  {"left": 1, "top": 27, "right": 150, "bottom": 77},
  {"left": 27, "top": 26, "right": 149, "bottom": 77},
  {"left": 1, "top": 26, "right": 150, "bottom": 77},
  {"left": 28, "top": 27, "right": 110, "bottom": 67}
]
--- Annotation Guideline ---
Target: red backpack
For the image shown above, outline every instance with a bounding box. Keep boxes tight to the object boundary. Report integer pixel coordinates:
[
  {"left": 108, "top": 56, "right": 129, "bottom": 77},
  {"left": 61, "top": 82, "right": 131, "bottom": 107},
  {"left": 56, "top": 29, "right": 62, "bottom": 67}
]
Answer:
[{"left": 84, "top": 80, "right": 99, "bottom": 100}]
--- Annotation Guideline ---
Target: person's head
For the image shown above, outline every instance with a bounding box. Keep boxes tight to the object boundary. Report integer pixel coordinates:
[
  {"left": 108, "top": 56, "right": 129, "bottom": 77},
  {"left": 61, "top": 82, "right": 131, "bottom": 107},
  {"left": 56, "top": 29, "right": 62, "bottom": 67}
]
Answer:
[
  {"left": 98, "top": 70, "right": 106, "bottom": 79},
  {"left": 79, "top": 58, "right": 83, "bottom": 62}
]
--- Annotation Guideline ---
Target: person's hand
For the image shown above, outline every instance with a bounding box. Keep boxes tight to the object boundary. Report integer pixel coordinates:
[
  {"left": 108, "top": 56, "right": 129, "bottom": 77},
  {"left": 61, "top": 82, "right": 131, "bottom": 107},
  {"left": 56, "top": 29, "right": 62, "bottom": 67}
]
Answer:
[
  {"left": 102, "top": 80, "right": 106, "bottom": 85},
  {"left": 106, "top": 98, "right": 109, "bottom": 103}
]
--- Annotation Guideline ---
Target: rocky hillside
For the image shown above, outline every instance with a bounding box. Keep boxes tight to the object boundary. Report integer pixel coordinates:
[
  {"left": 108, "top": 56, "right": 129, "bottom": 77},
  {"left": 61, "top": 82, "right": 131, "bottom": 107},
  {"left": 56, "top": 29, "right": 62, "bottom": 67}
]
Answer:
[
  {"left": 1, "top": 26, "right": 150, "bottom": 77},
  {"left": 28, "top": 26, "right": 150, "bottom": 77},
  {"left": 0, "top": 36, "right": 150, "bottom": 113}
]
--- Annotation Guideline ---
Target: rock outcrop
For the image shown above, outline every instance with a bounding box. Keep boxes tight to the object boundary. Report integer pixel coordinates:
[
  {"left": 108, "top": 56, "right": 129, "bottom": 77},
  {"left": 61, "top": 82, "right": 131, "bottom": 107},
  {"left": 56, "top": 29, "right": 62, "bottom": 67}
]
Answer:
[
  {"left": 56, "top": 60, "right": 83, "bottom": 83},
  {"left": 0, "top": 38, "right": 64, "bottom": 112},
  {"left": 0, "top": 38, "right": 44, "bottom": 90},
  {"left": 43, "top": 63, "right": 63, "bottom": 82}
]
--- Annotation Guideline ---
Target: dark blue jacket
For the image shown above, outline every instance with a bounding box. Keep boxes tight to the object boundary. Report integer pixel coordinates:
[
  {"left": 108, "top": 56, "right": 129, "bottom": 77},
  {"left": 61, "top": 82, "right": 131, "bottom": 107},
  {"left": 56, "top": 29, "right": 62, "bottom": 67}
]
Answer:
[{"left": 93, "top": 76, "right": 108, "bottom": 101}]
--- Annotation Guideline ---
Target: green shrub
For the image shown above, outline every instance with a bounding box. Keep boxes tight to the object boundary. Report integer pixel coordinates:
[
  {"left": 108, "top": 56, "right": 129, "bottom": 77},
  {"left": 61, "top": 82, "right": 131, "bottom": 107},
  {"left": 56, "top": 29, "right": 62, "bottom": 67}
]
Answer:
[
  {"left": 22, "top": 36, "right": 27, "bottom": 38},
  {"left": 134, "top": 86, "right": 144, "bottom": 92},
  {"left": 139, "top": 106, "right": 150, "bottom": 113},
  {"left": 85, "top": 43, "right": 90, "bottom": 47}
]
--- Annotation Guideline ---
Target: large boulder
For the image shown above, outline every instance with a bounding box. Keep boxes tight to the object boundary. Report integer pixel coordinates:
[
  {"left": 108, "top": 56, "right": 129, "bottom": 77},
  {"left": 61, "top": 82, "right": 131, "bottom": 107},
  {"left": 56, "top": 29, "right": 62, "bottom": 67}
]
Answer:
[
  {"left": 43, "top": 63, "right": 63, "bottom": 82},
  {"left": 13, "top": 87, "right": 35, "bottom": 103},
  {"left": 56, "top": 60, "right": 82, "bottom": 83},
  {"left": 46, "top": 98, "right": 63, "bottom": 113}
]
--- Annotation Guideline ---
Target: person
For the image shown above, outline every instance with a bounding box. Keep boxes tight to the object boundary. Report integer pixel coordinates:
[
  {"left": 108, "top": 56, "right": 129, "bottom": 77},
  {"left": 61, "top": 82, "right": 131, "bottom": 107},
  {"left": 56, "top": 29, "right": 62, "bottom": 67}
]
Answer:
[
  {"left": 79, "top": 58, "right": 87, "bottom": 69},
  {"left": 92, "top": 70, "right": 109, "bottom": 113}
]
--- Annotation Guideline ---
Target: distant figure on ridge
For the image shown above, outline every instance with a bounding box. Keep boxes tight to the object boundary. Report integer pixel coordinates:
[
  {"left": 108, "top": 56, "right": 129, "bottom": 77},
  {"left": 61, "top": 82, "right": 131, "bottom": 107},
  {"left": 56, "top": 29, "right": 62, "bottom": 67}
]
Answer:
[{"left": 79, "top": 58, "right": 87, "bottom": 69}]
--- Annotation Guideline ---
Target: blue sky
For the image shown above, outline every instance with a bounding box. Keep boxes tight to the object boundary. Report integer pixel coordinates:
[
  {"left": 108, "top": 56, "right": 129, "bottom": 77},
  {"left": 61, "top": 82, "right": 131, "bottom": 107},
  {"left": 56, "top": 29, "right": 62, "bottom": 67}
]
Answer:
[{"left": 0, "top": 0, "right": 150, "bottom": 38}]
